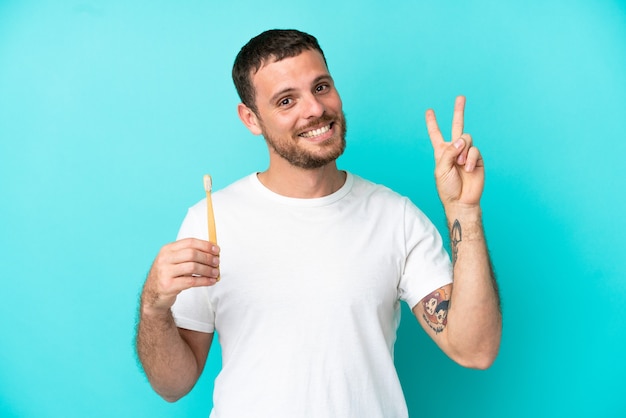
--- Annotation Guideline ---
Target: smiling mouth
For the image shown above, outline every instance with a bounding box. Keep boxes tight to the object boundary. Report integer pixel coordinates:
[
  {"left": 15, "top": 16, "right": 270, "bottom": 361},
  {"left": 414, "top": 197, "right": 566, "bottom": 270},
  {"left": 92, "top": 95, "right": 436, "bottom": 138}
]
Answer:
[{"left": 298, "top": 123, "right": 333, "bottom": 139}]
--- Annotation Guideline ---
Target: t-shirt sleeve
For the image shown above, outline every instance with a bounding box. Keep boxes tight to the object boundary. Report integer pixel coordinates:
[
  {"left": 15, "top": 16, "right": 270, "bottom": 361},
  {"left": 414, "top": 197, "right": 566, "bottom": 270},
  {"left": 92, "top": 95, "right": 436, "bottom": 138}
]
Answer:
[
  {"left": 170, "top": 203, "right": 216, "bottom": 333},
  {"left": 398, "top": 198, "right": 453, "bottom": 309}
]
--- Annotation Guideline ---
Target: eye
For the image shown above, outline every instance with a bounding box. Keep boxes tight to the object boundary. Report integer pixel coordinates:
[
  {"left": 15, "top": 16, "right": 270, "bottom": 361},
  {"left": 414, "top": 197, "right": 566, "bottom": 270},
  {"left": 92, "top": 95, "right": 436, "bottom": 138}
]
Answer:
[
  {"left": 315, "top": 83, "right": 330, "bottom": 94},
  {"left": 278, "top": 97, "right": 293, "bottom": 107}
]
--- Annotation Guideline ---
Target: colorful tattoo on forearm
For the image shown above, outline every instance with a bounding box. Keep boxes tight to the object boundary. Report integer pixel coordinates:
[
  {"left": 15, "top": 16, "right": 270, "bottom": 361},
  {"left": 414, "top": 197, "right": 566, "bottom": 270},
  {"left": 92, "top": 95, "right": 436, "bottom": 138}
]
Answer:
[{"left": 422, "top": 288, "right": 450, "bottom": 334}]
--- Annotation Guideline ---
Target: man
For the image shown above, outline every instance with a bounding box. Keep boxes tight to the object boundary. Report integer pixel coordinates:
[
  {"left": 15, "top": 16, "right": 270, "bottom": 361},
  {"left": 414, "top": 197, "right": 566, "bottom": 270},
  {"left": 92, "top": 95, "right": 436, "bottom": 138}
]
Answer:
[{"left": 136, "top": 29, "right": 501, "bottom": 417}]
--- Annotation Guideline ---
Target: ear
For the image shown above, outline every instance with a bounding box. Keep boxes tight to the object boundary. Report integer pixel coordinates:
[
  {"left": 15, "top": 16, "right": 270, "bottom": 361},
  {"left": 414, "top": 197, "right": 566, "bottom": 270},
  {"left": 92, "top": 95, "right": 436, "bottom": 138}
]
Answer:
[{"left": 237, "top": 103, "right": 263, "bottom": 136}]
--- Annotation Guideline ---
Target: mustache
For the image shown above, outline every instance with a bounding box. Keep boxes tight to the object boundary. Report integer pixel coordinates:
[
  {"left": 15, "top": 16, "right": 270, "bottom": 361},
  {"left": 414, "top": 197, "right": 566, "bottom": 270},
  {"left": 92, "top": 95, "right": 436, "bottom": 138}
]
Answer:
[{"left": 296, "top": 114, "right": 337, "bottom": 133}]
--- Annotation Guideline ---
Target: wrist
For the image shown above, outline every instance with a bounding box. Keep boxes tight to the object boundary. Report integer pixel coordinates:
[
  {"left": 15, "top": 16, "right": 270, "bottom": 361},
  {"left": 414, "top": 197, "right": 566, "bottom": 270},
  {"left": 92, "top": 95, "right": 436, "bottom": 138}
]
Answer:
[
  {"left": 444, "top": 205, "right": 485, "bottom": 245},
  {"left": 140, "top": 296, "right": 174, "bottom": 322},
  {"left": 444, "top": 203, "right": 482, "bottom": 223}
]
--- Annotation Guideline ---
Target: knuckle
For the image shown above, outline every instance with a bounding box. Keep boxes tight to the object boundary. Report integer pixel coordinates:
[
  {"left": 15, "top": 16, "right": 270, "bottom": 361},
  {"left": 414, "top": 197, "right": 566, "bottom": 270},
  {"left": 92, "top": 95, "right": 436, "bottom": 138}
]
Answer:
[
  {"left": 182, "top": 275, "right": 197, "bottom": 288},
  {"left": 180, "top": 247, "right": 197, "bottom": 261},
  {"left": 180, "top": 262, "right": 196, "bottom": 275}
]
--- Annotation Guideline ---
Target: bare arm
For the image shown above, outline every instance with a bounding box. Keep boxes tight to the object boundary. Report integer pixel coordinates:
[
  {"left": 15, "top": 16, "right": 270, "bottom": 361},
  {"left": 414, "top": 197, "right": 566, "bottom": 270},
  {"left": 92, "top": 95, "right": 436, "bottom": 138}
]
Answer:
[
  {"left": 415, "top": 96, "right": 502, "bottom": 369},
  {"left": 414, "top": 208, "right": 501, "bottom": 368},
  {"left": 135, "top": 238, "right": 220, "bottom": 401}
]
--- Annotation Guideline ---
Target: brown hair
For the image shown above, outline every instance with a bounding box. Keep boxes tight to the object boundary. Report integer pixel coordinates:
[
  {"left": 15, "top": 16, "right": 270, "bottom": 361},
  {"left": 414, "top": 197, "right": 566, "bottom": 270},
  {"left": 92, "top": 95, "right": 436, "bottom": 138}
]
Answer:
[{"left": 232, "top": 29, "right": 327, "bottom": 114}]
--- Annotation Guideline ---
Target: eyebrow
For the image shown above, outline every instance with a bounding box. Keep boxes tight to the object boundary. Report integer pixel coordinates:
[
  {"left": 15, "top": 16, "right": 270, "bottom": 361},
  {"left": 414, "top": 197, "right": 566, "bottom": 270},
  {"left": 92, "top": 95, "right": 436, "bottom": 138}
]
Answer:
[
  {"left": 268, "top": 74, "right": 334, "bottom": 105},
  {"left": 269, "top": 87, "right": 296, "bottom": 105}
]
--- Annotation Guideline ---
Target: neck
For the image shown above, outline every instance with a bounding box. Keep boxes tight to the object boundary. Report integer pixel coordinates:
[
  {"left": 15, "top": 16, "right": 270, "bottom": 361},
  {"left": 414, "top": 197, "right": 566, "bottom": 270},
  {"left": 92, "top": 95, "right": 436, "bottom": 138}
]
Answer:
[{"left": 257, "top": 161, "right": 346, "bottom": 198}]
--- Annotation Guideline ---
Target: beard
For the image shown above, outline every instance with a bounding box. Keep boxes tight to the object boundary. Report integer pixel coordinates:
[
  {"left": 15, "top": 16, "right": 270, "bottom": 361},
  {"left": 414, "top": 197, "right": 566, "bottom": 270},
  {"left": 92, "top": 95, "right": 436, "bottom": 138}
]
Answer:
[{"left": 261, "top": 112, "right": 347, "bottom": 169}]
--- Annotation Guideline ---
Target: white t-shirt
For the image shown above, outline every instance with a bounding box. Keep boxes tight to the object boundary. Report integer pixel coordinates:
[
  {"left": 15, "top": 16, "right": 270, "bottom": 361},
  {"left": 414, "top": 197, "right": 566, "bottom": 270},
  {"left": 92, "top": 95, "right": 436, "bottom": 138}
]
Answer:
[{"left": 172, "top": 172, "right": 452, "bottom": 418}]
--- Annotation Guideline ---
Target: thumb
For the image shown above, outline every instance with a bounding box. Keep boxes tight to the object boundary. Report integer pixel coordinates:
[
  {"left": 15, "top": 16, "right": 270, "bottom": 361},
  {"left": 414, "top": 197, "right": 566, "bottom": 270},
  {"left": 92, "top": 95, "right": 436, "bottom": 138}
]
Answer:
[{"left": 438, "top": 138, "right": 466, "bottom": 168}]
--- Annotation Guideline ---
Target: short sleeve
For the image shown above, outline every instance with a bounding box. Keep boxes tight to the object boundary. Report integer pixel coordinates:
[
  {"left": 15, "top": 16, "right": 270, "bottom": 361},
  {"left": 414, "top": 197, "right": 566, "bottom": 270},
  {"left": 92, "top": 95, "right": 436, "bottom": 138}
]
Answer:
[{"left": 398, "top": 199, "right": 453, "bottom": 309}]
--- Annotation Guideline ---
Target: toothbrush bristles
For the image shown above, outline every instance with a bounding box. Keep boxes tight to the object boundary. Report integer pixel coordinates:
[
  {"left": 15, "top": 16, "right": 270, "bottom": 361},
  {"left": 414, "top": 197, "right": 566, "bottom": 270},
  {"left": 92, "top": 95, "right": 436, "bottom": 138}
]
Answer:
[{"left": 204, "top": 174, "right": 212, "bottom": 192}]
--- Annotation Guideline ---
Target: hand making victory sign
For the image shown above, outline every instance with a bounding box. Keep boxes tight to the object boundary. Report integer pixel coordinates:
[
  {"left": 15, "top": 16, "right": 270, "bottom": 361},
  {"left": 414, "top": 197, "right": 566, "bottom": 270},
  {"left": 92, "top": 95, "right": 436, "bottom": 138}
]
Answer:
[
  {"left": 416, "top": 95, "right": 501, "bottom": 369},
  {"left": 426, "top": 96, "right": 484, "bottom": 208}
]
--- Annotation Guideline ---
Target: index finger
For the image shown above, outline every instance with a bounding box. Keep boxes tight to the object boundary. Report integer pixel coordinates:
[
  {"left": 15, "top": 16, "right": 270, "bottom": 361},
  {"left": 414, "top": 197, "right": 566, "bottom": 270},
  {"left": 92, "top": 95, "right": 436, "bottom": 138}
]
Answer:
[
  {"left": 451, "top": 95, "right": 466, "bottom": 141},
  {"left": 425, "top": 108, "right": 445, "bottom": 148},
  {"left": 172, "top": 237, "right": 220, "bottom": 255}
]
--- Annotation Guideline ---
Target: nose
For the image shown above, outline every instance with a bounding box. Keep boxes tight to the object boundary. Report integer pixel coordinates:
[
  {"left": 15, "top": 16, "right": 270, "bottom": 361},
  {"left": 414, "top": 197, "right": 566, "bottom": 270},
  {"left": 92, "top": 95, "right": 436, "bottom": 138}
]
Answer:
[{"left": 301, "top": 93, "right": 324, "bottom": 119}]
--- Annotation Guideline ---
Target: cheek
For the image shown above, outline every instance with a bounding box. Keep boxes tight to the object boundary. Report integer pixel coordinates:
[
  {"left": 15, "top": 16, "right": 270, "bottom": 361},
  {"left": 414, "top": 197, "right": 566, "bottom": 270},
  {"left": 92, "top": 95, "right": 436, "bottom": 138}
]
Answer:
[
  {"left": 277, "top": 117, "right": 300, "bottom": 136},
  {"left": 263, "top": 111, "right": 297, "bottom": 131},
  {"left": 425, "top": 300, "right": 435, "bottom": 313},
  {"left": 327, "top": 96, "right": 343, "bottom": 114}
]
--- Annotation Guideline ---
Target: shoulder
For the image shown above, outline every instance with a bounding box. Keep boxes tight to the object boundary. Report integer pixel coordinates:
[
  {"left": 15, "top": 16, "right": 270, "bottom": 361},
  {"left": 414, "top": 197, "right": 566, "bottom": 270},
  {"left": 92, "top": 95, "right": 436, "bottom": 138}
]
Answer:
[
  {"left": 213, "top": 173, "right": 257, "bottom": 200},
  {"left": 349, "top": 173, "right": 410, "bottom": 206},
  {"left": 348, "top": 173, "right": 434, "bottom": 225},
  {"left": 187, "top": 173, "right": 256, "bottom": 211}
]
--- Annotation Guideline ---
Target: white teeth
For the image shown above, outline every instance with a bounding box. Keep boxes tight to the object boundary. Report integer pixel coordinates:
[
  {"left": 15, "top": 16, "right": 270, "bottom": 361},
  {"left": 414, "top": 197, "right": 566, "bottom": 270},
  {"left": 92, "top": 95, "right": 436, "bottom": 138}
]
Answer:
[{"left": 299, "top": 124, "right": 330, "bottom": 138}]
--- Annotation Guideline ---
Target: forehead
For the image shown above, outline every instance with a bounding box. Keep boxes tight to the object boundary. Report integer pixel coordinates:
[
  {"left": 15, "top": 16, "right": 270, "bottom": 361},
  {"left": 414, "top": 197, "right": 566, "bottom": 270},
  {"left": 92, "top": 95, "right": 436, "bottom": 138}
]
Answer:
[{"left": 251, "top": 49, "right": 330, "bottom": 99}]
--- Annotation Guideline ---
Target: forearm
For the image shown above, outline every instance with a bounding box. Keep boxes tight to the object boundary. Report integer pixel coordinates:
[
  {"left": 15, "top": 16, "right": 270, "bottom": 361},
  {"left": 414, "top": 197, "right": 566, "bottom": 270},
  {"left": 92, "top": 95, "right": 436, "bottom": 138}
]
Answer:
[
  {"left": 444, "top": 205, "right": 502, "bottom": 368},
  {"left": 135, "top": 307, "right": 201, "bottom": 402}
]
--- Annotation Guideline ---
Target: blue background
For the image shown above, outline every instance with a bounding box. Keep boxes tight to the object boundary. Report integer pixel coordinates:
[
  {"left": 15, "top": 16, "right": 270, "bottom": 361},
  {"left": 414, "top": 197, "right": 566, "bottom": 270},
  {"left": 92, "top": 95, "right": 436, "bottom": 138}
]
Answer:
[{"left": 1, "top": 0, "right": 625, "bottom": 417}]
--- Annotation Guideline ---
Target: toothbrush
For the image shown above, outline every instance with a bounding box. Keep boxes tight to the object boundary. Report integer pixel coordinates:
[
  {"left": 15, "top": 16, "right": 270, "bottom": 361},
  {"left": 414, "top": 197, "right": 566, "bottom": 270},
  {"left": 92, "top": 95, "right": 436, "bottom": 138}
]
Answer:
[{"left": 204, "top": 174, "right": 219, "bottom": 281}]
